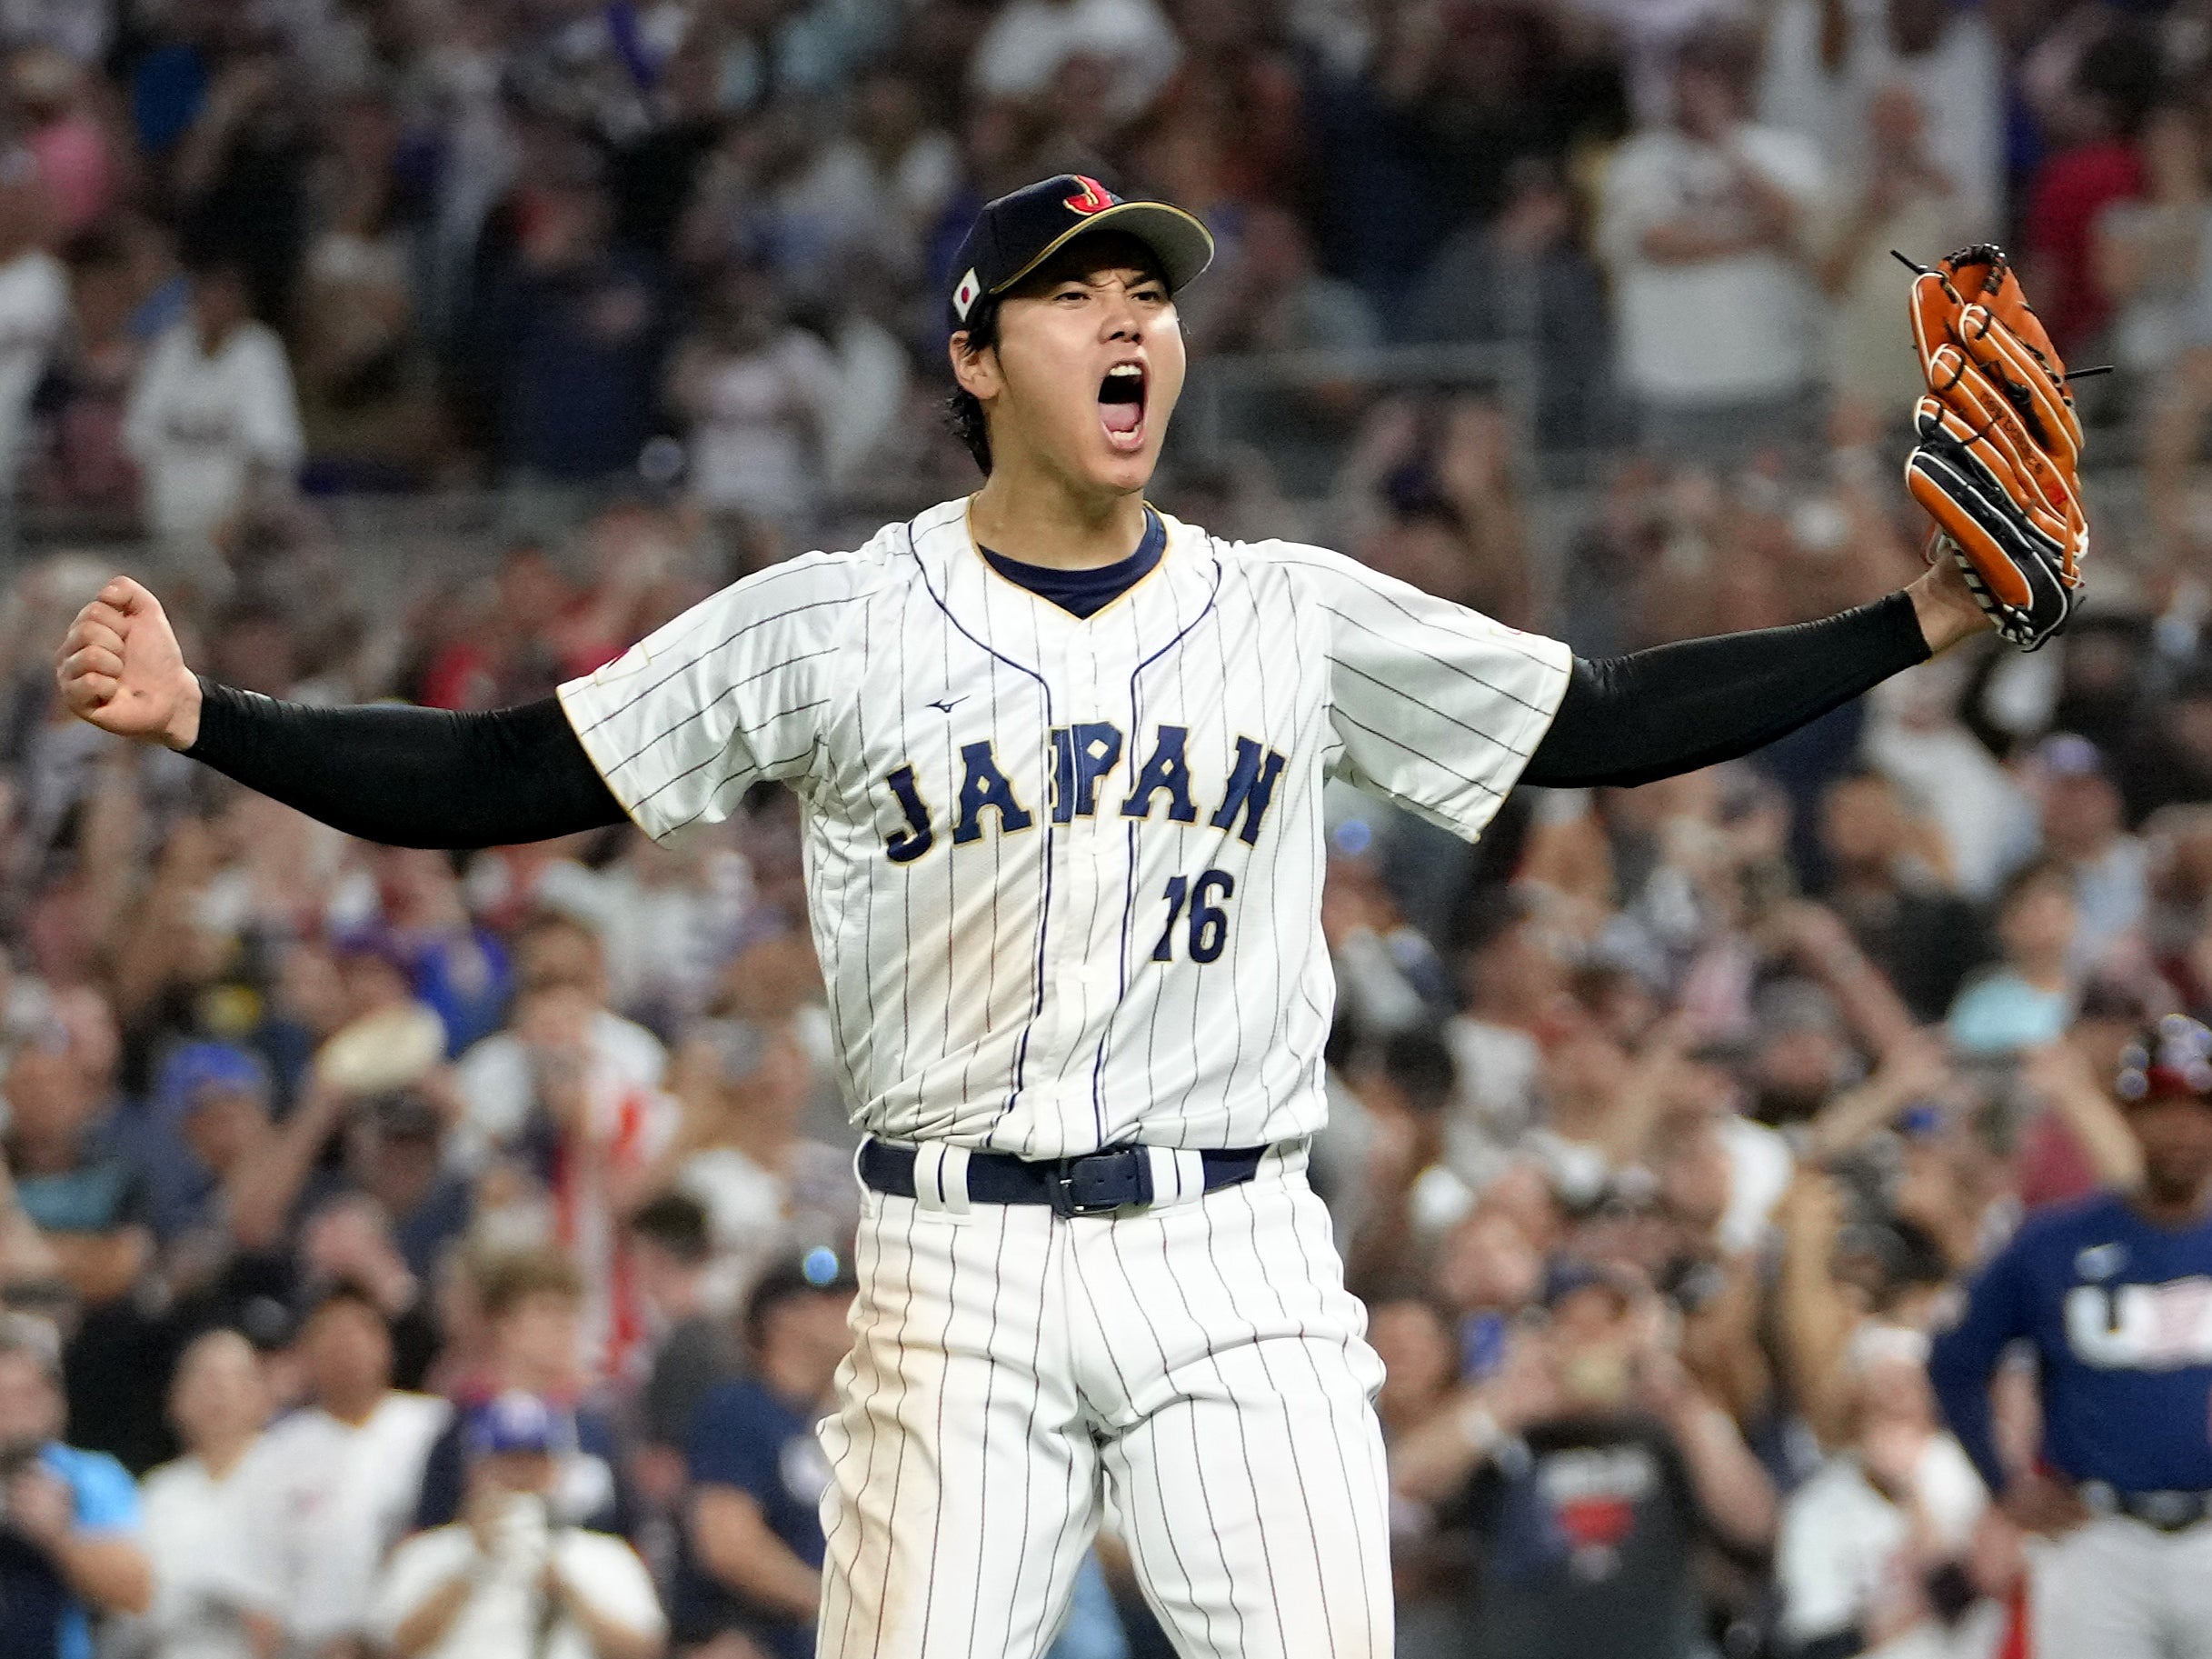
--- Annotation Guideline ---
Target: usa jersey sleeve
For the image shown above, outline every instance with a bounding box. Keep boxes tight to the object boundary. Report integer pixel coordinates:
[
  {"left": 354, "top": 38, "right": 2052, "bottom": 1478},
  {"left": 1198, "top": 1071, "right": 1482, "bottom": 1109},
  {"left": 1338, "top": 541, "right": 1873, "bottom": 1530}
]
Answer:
[
  {"left": 558, "top": 552, "right": 872, "bottom": 844},
  {"left": 1282, "top": 544, "right": 1572, "bottom": 840},
  {"left": 1927, "top": 1234, "right": 2035, "bottom": 1494}
]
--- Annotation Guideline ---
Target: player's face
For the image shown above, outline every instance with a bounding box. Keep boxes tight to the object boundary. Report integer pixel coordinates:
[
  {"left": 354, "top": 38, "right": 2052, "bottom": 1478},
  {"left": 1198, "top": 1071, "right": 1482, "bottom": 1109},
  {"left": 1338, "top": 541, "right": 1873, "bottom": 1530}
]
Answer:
[
  {"left": 2130, "top": 1094, "right": 2212, "bottom": 1205},
  {"left": 956, "top": 235, "right": 1185, "bottom": 501}
]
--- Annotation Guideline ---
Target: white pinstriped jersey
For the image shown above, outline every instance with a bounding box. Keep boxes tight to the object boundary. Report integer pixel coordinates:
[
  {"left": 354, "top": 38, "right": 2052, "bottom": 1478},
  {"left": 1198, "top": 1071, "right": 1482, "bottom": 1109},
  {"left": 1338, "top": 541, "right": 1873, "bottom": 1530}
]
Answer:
[{"left": 557, "top": 498, "right": 1570, "bottom": 1157}]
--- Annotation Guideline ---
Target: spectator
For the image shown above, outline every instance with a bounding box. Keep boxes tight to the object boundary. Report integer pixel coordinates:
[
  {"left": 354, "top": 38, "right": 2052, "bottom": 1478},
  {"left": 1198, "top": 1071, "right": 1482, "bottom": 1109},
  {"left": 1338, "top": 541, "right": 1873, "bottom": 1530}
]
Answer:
[
  {"left": 626, "top": 1192, "right": 736, "bottom": 1479},
  {"left": 371, "top": 1391, "right": 663, "bottom": 1659},
  {"left": 0, "top": 1312, "right": 154, "bottom": 1656},
  {"left": 970, "top": 0, "right": 1181, "bottom": 125},
  {"left": 1597, "top": 24, "right": 1827, "bottom": 460},
  {"left": 233, "top": 1281, "right": 449, "bottom": 1659},
  {"left": 476, "top": 161, "right": 667, "bottom": 488},
  {"left": 414, "top": 1248, "right": 636, "bottom": 1540},
  {"left": 123, "top": 248, "right": 304, "bottom": 565},
  {"left": 1948, "top": 860, "right": 2080, "bottom": 1055},
  {"left": 1818, "top": 83, "right": 1973, "bottom": 423},
  {"left": 2030, "top": 735, "right": 2150, "bottom": 975},
  {"left": 2021, "top": 24, "right": 2161, "bottom": 360},
  {"left": 666, "top": 265, "right": 838, "bottom": 550},
  {"left": 1816, "top": 769, "right": 1992, "bottom": 1025},
  {"left": 1183, "top": 202, "right": 1379, "bottom": 355},
  {"left": 651, "top": 1017, "right": 857, "bottom": 1319},
  {"left": 449, "top": 912, "right": 668, "bottom": 1177},
  {"left": 7, "top": 47, "right": 112, "bottom": 239},
  {"left": 2094, "top": 101, "right": 2211, "bottom": 405},
  {"left": 1776, "top": 1323, "right": 1997, "bottom": 1658},
  {"left": 135, "top": 1328, "right": 279, "bottom": 1659},
  {"left": 675, "top": 1259, "right": 856, "bottom": 1659},
  {"left": 4, "top": 1041, "right": 151, "bottom": 1310},
  {"left": 1392, "top": 1265, "right": 1777, "bottom": 1659}
]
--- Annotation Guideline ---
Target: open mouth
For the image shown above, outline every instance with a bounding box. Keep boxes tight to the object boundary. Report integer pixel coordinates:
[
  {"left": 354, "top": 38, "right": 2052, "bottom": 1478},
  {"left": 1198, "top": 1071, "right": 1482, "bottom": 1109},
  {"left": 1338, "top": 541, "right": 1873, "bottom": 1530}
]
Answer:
[{"left": 1099, "top": 362, "right": 1146, "bottom": 450}]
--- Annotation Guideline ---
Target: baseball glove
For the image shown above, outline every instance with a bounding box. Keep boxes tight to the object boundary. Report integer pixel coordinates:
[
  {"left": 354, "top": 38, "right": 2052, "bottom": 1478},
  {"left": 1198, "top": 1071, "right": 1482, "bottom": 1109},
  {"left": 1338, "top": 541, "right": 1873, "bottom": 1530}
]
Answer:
[{"left": 1900, "top": 244, "right": 2087, "bottom": 651}]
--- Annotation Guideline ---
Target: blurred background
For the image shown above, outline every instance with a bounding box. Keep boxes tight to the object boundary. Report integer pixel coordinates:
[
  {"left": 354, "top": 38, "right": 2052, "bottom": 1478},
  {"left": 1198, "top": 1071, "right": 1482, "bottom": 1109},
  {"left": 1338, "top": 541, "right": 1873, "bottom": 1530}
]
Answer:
[{"left": 0, "top": 0, "right": 2207, "bottom": 1657}]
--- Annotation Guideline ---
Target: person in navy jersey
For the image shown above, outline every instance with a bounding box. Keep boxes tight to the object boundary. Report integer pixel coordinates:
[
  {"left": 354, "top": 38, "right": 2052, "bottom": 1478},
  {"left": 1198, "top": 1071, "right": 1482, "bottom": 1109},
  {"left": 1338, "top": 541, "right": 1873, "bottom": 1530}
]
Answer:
[
  {"left": 674, "top": 1258, "right": 855, "bottom": 1659},
  {"left": 1928, "top": 1013, "right": 2212, "bottom": 1659}
]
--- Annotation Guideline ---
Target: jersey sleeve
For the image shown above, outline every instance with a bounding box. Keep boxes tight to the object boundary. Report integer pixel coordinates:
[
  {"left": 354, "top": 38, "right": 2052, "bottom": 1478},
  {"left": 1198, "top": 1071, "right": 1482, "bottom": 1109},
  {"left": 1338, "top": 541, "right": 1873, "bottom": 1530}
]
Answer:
[
  {"left": 556, "top": 551, "right": 872, "bottom": 844},
  {"left": 1927, "top": 1235, "right": 2036, "bottom": 1494},
  {"left": 1280, "top": 543, "right": 1572, "bottom": 840}
]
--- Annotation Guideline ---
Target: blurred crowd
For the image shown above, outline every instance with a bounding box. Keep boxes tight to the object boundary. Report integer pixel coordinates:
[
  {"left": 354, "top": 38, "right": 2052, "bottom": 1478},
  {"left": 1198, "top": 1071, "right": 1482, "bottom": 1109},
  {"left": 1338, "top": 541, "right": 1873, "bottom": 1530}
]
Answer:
[{"left": 0, "top": 3, "right": 2209, "bottom": 1659}]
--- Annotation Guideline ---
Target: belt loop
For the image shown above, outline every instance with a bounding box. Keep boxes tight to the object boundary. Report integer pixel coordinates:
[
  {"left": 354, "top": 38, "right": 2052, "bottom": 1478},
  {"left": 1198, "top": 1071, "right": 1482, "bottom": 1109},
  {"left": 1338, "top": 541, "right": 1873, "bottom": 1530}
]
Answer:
[
  {"left": 1144, "top": 1146, "right": 1204, "bottom": 1207},
  {"left": 1150, "top": 1150, "right": 1185, "bottom": 1212},
  {"left": 912, "top": 1145, "right": 971, "bottom": 1214}
]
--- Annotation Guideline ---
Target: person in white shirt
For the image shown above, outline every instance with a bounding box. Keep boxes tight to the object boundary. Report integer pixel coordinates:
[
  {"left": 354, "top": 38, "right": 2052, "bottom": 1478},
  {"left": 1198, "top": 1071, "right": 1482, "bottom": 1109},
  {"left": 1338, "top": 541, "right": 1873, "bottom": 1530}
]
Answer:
[
  {"left": 122, "top": 252, "right": 304, "bottom": 563},
  {"left": 371, "top": 1391, "right": 663, "bottom": 1659},
  {"left": 448, "top": 913, "right": 668, "bottom": 1175},
  {"left": 1597, "top": 22, "right": 1828, "bottom": 459},
  {"left": 970, "top": 0, "right": 1181, "bottom": 125},
  {"left": 1778, "top": 1323, "right": 2000, "bottom": 1659},
  {"left": 135, "top": 1328, "right": 278, "bottom": 1659},
  {"left": 234, "top": 1283, "right": 450, "bottom": 1659}
]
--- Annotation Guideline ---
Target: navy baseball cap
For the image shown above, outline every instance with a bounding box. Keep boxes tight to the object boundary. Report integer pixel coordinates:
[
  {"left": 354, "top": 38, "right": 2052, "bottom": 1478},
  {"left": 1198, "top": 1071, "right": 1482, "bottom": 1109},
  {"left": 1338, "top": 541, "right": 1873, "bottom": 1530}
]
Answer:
[
  {"left": 154, "top": 1042, "right": 268, "bottom": 1124},
  {"left": 466, "top": 1390, "right": 563, "bottom": 1459},
  {"left": 946, "top": 174, "right": 1214, "bottom": 337}
]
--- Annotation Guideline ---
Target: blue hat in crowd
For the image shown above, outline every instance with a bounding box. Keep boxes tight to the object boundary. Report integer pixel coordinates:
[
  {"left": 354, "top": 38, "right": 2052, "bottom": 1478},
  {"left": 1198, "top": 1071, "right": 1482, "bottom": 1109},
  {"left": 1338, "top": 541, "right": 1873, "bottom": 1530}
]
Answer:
[
  {"left": 466, "top": 1390, "right": 563, "bottom": 1459},
  {"left": 154, "top": 1043, "right": 268, "bottom": 1124}
]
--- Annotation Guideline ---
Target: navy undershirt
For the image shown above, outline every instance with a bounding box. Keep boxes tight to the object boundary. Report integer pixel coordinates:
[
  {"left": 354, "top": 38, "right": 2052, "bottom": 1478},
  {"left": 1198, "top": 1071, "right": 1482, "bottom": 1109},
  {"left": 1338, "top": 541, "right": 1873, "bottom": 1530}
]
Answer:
[{"left": 980, "top": 509, "right": 1165, "bottom": 618}]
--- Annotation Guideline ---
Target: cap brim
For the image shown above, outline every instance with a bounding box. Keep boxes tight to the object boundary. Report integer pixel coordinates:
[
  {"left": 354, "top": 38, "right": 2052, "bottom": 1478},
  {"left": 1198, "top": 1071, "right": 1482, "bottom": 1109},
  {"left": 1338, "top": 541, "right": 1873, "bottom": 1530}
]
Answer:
[{"left": 991, "top": 201, "right": 1215, "bottom": 299}]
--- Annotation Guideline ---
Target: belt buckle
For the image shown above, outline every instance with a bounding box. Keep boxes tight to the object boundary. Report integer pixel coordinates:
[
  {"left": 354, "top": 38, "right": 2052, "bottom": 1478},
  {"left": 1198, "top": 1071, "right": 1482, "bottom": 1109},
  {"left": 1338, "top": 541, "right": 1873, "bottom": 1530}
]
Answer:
[{"left": 1047, "top": 1148, "right": 1153, "bottom": 1217}]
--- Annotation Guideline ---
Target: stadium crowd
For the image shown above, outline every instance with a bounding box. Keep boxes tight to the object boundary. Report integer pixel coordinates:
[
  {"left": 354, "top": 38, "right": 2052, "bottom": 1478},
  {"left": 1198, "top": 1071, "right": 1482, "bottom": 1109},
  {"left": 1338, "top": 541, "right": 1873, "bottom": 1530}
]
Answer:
[{"left": 0, "top": 1, "right": 2208, "bottom": 1659}]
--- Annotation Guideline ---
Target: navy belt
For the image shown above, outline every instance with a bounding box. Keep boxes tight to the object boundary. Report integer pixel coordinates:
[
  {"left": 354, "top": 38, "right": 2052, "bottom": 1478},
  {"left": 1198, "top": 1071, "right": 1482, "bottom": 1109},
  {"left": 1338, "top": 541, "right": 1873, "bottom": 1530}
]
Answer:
[{"left": 858, "top": 1138, "right": 1267, "bottom": 1217}]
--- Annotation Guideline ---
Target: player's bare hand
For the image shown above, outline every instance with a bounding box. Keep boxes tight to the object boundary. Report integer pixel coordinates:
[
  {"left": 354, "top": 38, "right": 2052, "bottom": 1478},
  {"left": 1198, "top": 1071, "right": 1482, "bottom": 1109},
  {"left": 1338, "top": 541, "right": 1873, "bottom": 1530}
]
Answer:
[
  {"left": 1998, "top": 1470, "right": 2091, "bottom": 1537},
  {"left": 54, "top": 576, "right": 201, "bottom": 749}
]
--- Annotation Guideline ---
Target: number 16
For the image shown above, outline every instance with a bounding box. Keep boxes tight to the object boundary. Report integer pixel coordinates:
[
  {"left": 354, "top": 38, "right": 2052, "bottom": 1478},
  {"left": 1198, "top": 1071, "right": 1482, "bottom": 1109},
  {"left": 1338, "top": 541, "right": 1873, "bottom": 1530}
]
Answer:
[{"left": 1153, "top": 869, "right": 1236, "bottom": 964}]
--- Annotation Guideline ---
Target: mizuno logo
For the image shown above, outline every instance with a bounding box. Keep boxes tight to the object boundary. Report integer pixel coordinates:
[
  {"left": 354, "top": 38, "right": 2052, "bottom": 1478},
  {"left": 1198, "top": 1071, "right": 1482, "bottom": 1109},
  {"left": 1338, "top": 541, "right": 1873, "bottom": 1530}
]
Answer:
[{"left": 927, "top": 696, "right": 966, "bottom": 715}]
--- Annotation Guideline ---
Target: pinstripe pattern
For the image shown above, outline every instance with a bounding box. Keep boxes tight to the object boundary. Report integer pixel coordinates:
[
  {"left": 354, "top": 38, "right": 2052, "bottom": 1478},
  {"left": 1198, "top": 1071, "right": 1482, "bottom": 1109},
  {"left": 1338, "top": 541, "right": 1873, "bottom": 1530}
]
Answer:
[
  {"left": 554, "top": 500, "right": 1567, "bottom": 1659},
  {"left": 559, "top": 502, "right": 1569, "bottom": 1161},
  {"left": 815, "top": 1155, "right": 1392, "bottom": 1659}
]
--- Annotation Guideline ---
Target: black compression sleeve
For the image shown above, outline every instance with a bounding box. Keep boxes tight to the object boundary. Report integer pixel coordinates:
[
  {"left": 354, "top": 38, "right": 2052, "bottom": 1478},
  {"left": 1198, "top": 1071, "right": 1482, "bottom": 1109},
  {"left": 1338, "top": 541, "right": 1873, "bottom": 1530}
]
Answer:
[
  {"left": 184, "top": 679, "right": 630, "bottom": 848},
  {"left": 1520, "top": 592, "right": 1931, "bottom": 790}
]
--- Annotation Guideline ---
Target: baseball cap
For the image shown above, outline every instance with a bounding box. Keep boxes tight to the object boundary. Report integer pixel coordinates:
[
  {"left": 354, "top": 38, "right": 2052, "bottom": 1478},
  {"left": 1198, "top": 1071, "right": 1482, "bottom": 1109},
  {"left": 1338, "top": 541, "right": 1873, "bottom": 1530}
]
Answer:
[
  {"left": 466, "top": 1390, "right": 563, "bottom": 1459},
  {"left": 945, "top": 174, "right": 1214, "bottom": 338},
  {"left": 154, "top": 1042, "right": 268, "bottom": 1124}
]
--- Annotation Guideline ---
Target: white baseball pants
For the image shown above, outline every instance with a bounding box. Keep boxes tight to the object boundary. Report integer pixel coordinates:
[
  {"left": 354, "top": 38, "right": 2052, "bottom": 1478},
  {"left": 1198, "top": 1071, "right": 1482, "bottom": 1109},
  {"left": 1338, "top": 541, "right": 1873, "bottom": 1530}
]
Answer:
[
  {"left": 2028, "top": 1514, "right": 2212, "bottom": 1658},
  {"left": 815, "top": 1143, "right": 1392, "bottom": 1659}
]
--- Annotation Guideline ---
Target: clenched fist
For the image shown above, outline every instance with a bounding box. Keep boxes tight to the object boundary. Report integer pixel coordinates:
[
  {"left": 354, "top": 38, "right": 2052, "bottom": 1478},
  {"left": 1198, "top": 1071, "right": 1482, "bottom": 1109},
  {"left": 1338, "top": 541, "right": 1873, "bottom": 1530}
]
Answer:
[{"left": 55, "top": 576, "right": 201, "bottom": 749}]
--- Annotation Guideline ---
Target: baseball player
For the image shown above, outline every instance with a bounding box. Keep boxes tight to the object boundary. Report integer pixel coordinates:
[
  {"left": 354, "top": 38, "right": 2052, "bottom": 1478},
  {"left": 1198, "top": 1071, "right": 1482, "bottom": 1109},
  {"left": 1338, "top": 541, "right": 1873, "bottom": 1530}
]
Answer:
[
  {"left": 1928, "top": 1015, "right": 2212, "bottom": 1659},
  {"left": 59, "top": 175, "right": 2008, "bottom": 1659}
]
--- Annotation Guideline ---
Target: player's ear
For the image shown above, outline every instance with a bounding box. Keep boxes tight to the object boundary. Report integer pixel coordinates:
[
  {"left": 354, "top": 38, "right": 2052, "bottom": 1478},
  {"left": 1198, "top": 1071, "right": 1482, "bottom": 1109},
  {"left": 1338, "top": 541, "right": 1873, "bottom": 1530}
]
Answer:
[{"left": 949, "top": 332, "right": 1001, "bottom": 402}]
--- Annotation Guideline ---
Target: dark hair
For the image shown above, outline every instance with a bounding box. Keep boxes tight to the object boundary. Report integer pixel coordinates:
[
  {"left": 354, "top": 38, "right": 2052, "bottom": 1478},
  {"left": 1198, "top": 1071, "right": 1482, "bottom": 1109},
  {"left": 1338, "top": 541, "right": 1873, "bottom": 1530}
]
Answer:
[
  {"left": 946, "top": 295, "right": 1001, "bottom": 475},
  {"left": 1380, "top": 1027, "right": 1458, "bottom": 1113},
  {"left": 629, "top": 1190, "right": 713, "bottom": 1265},
  {"left": 743, "top": 1256, "right": 855, "bottom": 1353}
]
